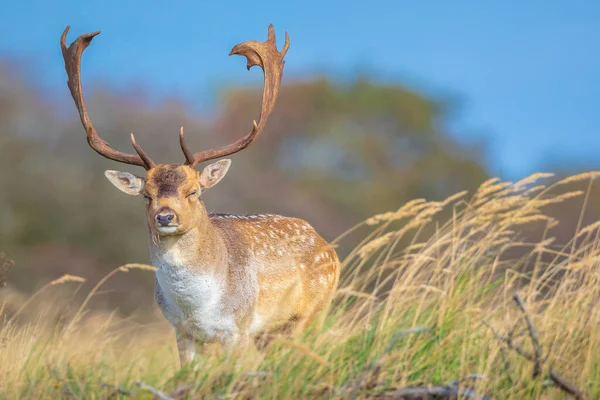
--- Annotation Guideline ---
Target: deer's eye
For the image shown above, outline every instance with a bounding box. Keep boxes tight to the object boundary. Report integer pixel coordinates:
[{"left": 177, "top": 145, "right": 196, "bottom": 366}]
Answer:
[
  {"left": 143, "top": 194, "right": 152, "bottom": 201},
  {"left": 187, "top": 190, "right": 198, "bottom": 198}
]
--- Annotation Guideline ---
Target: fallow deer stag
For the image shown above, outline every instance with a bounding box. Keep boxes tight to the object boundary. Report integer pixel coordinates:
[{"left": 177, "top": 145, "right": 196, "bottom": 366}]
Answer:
[{"left": 60, "top": 25, "right": 340, "bottom": 365}]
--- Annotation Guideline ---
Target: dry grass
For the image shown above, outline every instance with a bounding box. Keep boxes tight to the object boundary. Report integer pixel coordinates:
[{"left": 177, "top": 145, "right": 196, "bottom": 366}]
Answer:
[{"left": 1, "top": 172, "right": 600, "bottom": 399}]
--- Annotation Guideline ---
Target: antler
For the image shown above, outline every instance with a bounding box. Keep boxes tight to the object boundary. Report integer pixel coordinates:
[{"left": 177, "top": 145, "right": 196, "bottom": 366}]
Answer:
[
  {"left": 180, "top": 24, "right": 290, "bottom": 168},
  {"left": 60, "top": 26, "right": 155, "bottom": 170}
]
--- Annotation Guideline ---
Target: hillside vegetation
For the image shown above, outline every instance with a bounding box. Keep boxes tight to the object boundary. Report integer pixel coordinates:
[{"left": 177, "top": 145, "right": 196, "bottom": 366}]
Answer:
[
  {"left": 1, "top": 172, "right": 599, "bottom": 399},
  {"left": 0, "top": 63, "right": 488, "bottom": 313}
]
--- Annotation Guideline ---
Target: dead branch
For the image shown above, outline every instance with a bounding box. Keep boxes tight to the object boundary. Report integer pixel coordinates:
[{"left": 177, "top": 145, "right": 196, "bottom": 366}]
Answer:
[
  {"left": 135, "top": 381, "right": 174, "bottom": 400},
  {"left": 548, "top": 370, "right": 585, "bottom": 399},
  {"left": 378, "top": 385, "right": 484, "bottom": 399},
  {"left": 375, "top": 375, "right": 492, "bottom": 399},
  {"left": 344, "top": 329, "right": 493, "bottom": 399},
  {"left": 484, "top": 293, "right": 585, "bottom": 399},
  {"left": 446, "top": 374, "right": 486, "bottom": 387},
  {"left": 512, "top": 294, "right": 543, "bottom": 377},
  {"left": 100, "top": 382, "right": 132, "bottom": 398},
  {"left": 482, "top": 320, "right": 535, "bottom": 361},
  {"left": 168, "top": 384, "right": 194, "bottom": 400}
]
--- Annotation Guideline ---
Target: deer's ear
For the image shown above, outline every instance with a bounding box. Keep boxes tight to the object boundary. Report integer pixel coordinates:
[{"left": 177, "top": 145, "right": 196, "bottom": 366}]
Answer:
[
  {"left": 104, "top": 170, "right": 145, "bottom": 196},
  {"left": 199, "top": 159, "right": 231, "bottom": 189}
]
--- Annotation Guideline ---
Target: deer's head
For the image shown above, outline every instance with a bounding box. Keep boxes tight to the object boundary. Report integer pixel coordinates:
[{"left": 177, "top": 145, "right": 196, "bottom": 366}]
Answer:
[{"left": 60, "top": 25, "right": 289, "bottom": 236}]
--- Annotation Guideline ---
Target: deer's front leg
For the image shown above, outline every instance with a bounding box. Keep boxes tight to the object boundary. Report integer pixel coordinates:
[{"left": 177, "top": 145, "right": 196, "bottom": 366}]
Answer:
[
  {"left": 220, "top": 331, "right": 249, "bottom": 353},
  {"left": 176, "top": 328, "right": 203, "bottom": 367}
]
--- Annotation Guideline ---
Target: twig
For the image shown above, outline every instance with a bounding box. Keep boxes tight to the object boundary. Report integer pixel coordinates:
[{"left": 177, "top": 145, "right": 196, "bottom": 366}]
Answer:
[
  {"left": 484, "top": 293, "right": 585, "bottom": 399},
  {"left": 512, "top": 294, "right": 543, "bottom": 377},
  {"left": 447, "top": 373, "right": 485, "bottom": 386},
  {"left": 482, "top": 321, "right": 535, "bottom": 361},
  {"left": 378, "top": 375, "right": 492, "bottom": 399},
  {"left": 380, "top": 386, "right": 490, "bottom": 399},
  {"left": 513, "top": 294, "right": 584, "bottom": 399},
  {"left": 135, "top": 381, "right": 174, "bottom": 400},
  {"left": 549, "top": 370, "right": 585, "bottom": 399},
  {"left": 169, "top": 384, "right": 194, "bottom": 399},
  {"left": 100, "top": 382, "right": 132, "bottom": 398}
]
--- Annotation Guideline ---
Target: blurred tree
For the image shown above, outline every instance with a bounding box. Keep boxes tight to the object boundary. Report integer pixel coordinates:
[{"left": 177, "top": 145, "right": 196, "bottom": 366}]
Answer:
[
  {"left": 0, "top": 61, "right": 490, "bottom": 314},
  {"left": 216, "top": 77, "right": 489, "bottom": 238}
]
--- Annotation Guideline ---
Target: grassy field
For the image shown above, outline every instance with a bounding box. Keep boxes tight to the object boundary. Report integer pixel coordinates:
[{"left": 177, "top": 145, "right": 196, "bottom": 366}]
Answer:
[{"left": 1, "top": 172, "right": 599, "bottom": 399}]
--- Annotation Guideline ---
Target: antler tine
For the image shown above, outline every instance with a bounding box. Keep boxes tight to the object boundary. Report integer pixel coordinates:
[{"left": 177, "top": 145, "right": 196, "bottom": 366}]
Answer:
[
  {"left": 182, "top": 24, "right": 290, "bottom": 168},
  {"left": 130, "top": 133, "right": 156, "bottom": 169},
  {"left": 179, "top": 127, "right": 195, "bottom": 165},
  {"left": 60, "top": 26, "right": 155, "bottom": 170}
]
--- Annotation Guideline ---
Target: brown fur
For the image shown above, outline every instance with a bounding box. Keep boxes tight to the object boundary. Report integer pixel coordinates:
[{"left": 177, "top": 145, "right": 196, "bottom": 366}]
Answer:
[
  {"left": 66, "top": 24, "right": 319, "bottom": 365},
  {"left": 131, "top": 164, "right": 341, "bottom": 365}
]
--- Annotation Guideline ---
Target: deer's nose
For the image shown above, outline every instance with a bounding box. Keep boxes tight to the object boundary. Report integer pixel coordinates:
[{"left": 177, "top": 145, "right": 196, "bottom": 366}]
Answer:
[{"left": 156, "top": 213, "right": 175, "bottom": 226}]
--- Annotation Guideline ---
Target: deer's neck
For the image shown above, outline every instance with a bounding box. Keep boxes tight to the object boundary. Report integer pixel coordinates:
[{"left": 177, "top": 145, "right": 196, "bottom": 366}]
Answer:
[{"left": 149, "top": 211, "right": 228, "bottom": 275}]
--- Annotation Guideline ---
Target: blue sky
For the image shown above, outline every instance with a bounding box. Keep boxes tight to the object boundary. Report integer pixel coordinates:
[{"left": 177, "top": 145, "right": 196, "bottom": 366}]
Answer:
[{"left": 1, "top": 0, "right": 599, "bottom": 179}]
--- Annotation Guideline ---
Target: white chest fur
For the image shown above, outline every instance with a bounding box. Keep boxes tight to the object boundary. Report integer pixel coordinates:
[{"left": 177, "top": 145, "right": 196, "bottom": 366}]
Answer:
[{"left": 152, "top": 242, "right": 235, "bottom": 341}]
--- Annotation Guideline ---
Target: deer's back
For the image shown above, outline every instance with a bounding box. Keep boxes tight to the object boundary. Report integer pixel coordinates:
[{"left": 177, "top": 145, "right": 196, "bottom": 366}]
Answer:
[{"left": 210, "top": 213, "right": 340, "bottom": 333}]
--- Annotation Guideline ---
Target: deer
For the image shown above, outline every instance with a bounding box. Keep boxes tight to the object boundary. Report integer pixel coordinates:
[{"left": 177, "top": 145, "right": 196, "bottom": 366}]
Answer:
[{"left": 60, "top": 25, "right": 340, "bottom": 366}]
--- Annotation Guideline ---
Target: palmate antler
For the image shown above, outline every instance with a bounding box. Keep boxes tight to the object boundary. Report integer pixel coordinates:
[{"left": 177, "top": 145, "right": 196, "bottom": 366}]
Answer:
[
  {"left": 180, "top": 25, "right": 290, "bottom": 167},
  {"left": 60, "top": 27, "right": 156, "bottom": 169},
  {"left": 61, "top": 25, "right": 289, "bottom": 170}
]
